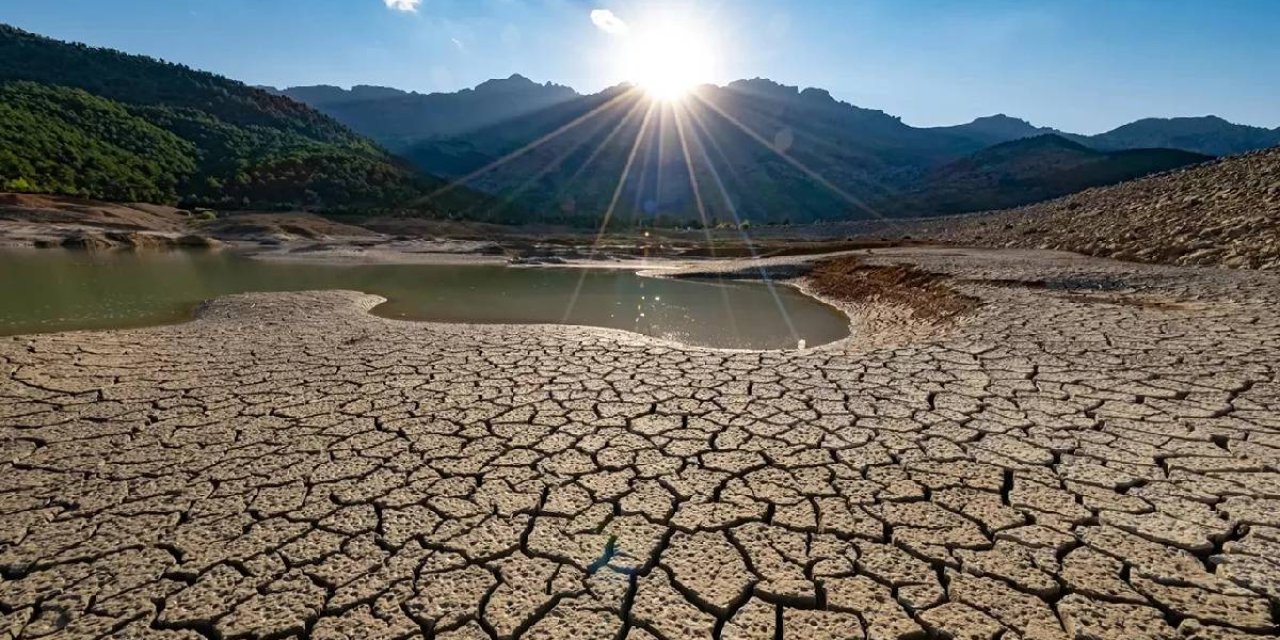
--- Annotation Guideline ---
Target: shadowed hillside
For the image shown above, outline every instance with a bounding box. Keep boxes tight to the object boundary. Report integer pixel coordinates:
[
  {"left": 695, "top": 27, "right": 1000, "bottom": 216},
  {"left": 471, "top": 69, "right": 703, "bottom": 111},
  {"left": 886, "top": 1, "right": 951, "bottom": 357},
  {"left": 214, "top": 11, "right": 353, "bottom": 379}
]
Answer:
[
  {"left": 394, "top": 81, "right": 999, "bottom": 226},
  {"left": 924, "top": 114, "right": 1060, "bottom": 146},
  {"left": 391, "top": 82, "right": 1218, "bottom": 225},
  {"left": 1088, "top": 116, "right": 1280, "bottom": 157},
  {"left": 275, "top": 76, "right": 579, "bottom": 149},
  {"left": 279, "top": 73, "right": 1278, "bottom": 225},
  {"left": 886, "top": 134, "right": 1209, "bottom": 216}
]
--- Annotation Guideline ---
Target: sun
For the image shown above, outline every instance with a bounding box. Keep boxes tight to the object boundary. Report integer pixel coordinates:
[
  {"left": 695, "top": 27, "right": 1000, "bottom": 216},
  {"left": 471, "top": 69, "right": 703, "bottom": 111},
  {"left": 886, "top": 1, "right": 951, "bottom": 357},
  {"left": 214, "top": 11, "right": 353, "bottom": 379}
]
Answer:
[{"left": 621, "top": 23, "right": 717, "bottom": 102}]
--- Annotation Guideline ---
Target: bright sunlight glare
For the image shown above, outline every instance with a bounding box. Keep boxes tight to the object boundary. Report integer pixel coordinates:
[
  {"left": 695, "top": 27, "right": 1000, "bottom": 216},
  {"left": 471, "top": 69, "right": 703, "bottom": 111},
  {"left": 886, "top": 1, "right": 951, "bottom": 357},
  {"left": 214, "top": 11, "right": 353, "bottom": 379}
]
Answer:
[{"left": 621, "top": 22, "right": 717, "bottom": 101}]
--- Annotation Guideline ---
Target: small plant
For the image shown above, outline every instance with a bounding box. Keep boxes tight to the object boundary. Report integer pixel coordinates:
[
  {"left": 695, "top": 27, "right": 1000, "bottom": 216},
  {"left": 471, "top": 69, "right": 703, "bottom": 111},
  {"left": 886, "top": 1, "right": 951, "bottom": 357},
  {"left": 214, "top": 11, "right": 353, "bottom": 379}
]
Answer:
[{"left": 4, "top": 177, "right": 35, "bottom": 192}]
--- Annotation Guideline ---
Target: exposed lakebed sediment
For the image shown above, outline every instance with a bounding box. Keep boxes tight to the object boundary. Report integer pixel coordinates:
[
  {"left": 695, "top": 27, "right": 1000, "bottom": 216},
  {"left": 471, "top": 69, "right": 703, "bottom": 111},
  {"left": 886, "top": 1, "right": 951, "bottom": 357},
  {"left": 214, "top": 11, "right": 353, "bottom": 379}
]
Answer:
[{"left": 1, "top": 248, "right": 1278, "bottom": 639}]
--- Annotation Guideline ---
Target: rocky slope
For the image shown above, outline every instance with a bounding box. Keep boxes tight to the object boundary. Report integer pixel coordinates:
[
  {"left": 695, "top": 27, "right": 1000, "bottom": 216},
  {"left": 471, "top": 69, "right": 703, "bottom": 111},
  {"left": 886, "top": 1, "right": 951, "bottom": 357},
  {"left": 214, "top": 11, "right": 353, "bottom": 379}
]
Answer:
[{"left": 909, "top": 146, "right": 1280, "bottom": 269}]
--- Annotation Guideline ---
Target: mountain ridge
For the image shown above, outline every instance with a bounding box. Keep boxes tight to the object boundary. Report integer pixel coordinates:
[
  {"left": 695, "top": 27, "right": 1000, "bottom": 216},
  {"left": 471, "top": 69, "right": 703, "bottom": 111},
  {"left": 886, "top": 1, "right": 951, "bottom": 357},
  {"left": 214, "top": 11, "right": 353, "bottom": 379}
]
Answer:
[
  {"left": 1088, "top": 115, "right": 1280, "bottom": 156},
  {"left": 274, "top": 75, "right": 1277, "bottom": 223},
  {"left": 377, "top": 85, "right": 1217, "bottom": 225},
  {"left": 274, "top": 75, "right": 580, "bottom": 148},
  {"left": 280, "top": 75, "right": 1280, "bottom": 157},
  {"left": 885, "top": 134, "right": 1211, "bottom": 216}
]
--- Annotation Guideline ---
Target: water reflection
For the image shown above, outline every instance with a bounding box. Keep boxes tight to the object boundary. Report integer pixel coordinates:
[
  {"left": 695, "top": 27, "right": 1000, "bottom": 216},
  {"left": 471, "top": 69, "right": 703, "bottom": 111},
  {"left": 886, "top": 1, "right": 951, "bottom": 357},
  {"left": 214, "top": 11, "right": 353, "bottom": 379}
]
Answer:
[{"left": 0, "top": 250, "right": 850, "bottom": 349}]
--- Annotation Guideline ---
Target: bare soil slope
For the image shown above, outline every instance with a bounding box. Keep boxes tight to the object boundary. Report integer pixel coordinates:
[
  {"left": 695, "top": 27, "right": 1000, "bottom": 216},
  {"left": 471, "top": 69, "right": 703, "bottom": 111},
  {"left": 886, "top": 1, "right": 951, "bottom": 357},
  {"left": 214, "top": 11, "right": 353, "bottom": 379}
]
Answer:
[
  {"left": 0, "top": 193, "right": 190, "bottom": 231},
  {"left": 204, "top": 213, "right": 380, "bottom": 241},
  {"left": 0, "top": 193, "right": 386, "bottom": 247},
  {"left": 908, "top": 146, "right": 1280, "bottom": 269}
]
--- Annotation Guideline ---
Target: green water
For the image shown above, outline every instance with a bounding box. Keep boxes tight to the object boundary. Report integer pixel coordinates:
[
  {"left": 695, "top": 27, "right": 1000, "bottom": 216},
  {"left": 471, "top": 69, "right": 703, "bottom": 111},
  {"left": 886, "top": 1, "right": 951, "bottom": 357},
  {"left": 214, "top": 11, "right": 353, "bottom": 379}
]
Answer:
[{"left": 0, "top": 249, "right": 850, "bottom": 349}]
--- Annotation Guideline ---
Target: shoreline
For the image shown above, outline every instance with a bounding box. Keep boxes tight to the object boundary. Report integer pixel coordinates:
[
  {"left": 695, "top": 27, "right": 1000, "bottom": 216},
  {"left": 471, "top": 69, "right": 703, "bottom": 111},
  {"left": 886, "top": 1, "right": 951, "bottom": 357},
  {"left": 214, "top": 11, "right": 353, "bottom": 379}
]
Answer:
[
  {"left": 0, "top": 243, "right": 1192, "bottom": 354},
  {"left": 0, "top": 245, "right": 861, "bottom": 351}
]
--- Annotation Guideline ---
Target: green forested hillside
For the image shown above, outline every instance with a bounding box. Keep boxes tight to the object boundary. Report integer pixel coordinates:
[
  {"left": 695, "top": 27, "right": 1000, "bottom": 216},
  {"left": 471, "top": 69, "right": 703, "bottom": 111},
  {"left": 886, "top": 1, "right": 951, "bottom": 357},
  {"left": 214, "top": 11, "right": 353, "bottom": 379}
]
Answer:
[
  {"left": 0, "top": 82, "right": 197, "bottom": 202},
  {"left": 0, "top": 24, "right": 470, "bottom": 213}
]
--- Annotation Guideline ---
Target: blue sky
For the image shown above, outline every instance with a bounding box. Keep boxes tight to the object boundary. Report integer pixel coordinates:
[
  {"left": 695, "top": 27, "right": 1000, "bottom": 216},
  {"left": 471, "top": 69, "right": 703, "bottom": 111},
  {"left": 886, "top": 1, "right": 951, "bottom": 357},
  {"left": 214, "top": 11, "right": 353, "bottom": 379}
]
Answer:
[{"left": 2, "top": 0, "right": 1277, "bottom": 134}]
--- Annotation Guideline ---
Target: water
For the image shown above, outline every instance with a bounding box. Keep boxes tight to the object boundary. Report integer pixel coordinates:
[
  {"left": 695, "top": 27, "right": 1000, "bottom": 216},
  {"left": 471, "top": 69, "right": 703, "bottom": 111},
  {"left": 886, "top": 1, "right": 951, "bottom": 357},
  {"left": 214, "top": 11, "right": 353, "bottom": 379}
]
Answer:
[{"left": 0, "top": 249, "right": 850, "bottom": 349}]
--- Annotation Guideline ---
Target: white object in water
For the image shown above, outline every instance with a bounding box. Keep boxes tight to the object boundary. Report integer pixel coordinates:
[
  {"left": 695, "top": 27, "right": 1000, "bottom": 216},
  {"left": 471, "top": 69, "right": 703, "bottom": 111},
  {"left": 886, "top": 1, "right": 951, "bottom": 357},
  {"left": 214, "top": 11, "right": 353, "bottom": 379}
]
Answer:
[{"left": 797, "top": 339, "right": 807, "bottom": 350}]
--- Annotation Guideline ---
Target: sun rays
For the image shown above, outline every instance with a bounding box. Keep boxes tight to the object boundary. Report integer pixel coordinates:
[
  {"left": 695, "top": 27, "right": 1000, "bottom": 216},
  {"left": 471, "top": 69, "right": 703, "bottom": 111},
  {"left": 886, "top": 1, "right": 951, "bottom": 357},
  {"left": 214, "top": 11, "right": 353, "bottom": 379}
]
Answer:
[
  {"left": 426, "top": 82, "right": 892, "bottom": 232},
  {"left": 415, "top": 80, "right": 900, "bottom": 345},
  {"left": 412, "top": 9, "right": 906, "bottom": 346}
]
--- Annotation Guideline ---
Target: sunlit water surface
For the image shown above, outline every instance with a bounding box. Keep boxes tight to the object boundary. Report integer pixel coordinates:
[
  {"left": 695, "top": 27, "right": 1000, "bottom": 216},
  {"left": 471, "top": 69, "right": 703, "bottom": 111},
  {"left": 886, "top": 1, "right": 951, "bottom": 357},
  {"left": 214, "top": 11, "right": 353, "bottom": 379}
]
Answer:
[{"left": 0, "top": 250, "right": 850, "bottom": 349}]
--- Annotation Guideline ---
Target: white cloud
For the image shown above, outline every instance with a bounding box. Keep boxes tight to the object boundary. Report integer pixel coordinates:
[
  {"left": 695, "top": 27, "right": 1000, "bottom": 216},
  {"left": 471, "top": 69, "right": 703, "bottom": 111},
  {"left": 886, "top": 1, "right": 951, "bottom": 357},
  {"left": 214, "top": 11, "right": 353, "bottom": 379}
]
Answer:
[
  {"left": 384, "top": 0, "right": 421, "bottom": 12},
  {"left": 590, "top": 9, "right": 629, "bottom": 36}
]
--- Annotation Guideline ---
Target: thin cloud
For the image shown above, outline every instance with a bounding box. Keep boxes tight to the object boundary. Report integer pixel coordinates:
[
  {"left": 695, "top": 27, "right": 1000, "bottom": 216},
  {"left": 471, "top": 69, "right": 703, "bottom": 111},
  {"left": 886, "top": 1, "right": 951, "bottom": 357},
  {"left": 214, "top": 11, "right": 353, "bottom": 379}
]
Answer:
[
  {"left": 451, "top": 37, "right": 467, "bottom": 52},
  {"left": 590, "top": 9, "right": 630, "bottom": 36},
  {"left": 384, "top": 0, "right": 421, "bottom": 12}
]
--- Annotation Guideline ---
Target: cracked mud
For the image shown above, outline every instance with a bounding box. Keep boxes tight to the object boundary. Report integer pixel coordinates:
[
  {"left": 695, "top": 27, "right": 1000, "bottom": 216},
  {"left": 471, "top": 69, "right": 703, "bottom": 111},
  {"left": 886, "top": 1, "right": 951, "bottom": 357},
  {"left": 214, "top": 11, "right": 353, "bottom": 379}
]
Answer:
[{"left": 2, "top": 249, "right": 1279, "bottom": 640}]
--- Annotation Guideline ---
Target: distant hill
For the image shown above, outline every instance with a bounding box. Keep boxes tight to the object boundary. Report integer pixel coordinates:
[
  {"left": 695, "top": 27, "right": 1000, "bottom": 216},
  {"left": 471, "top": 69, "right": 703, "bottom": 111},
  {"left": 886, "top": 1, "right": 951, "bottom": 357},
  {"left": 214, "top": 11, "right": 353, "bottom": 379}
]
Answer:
[
  {"left": 0, "top": 24, "right": 481, "bottom": 214},
  {"left": 1087, "top": 116, "right": 1280, "bottom": 157},
  {"left": 928, "top": 114, "right": 1280, "bottom": 157},
  {"left": 267, "top": 84, "right": 412, "bottom": 107},
  {"left": 926, "top": 114, "right": 1061, "bottom": 146},
  {"left": 276, "top": 75, "right": 579, "bottom": 149},
  {"left": 886, "top": 134, "right": 1210, "bottom": 216},
  {"left": 906, "top": 145, "right": 1280, "bottom": 270}
]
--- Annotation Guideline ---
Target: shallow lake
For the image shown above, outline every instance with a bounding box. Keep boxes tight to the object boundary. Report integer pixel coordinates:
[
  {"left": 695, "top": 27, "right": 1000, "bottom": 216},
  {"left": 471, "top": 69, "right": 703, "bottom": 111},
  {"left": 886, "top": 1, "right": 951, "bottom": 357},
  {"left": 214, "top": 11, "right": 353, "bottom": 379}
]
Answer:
[{"left": 0, "top": 249, "right": 850, "bottom": 349}]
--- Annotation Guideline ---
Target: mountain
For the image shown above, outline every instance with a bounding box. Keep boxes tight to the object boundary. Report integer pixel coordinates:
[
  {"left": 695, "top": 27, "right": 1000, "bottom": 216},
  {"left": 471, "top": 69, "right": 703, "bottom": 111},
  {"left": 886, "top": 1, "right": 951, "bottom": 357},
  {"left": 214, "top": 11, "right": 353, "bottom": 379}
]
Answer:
[
  {"left": 391, "top": 79, "right": 1240, "bottom": 225},
  {"left": 0, "top": 24, "right": 480, "bottom": 214},
  {"left": 926, "top": 114, "right": 1061, "bottom": 146},
  {"left": 886, "top": 134, "right": 1210, "bottom": 216},
  {"left": 280, "top": 70, "right": 1276, "bottom": 225},
  {"left": 1088, "top": 116, "right": 1280, "bottom": 157},
  {"left": 387, "top": 79, "right": 1026, "bottom": 225},
  {"left": 907, "top": 146, "right": 1280, "bottom": 270},
  {"left": 269, "top": 84, "right": 412, "bottom": 106},
  {"left": 911, "top": 114, "right": 1280, "bottom": 157},
  {"left": 277, "top": 75, "right": 579, "bottom": 149}
]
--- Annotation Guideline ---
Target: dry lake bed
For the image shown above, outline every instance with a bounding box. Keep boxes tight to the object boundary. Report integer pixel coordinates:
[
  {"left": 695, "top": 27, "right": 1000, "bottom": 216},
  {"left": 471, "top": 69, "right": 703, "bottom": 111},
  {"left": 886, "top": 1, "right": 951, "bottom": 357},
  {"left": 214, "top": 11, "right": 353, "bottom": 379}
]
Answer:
[{"left": 1, "top": 248, "right": 1278, "bottom": 639}]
